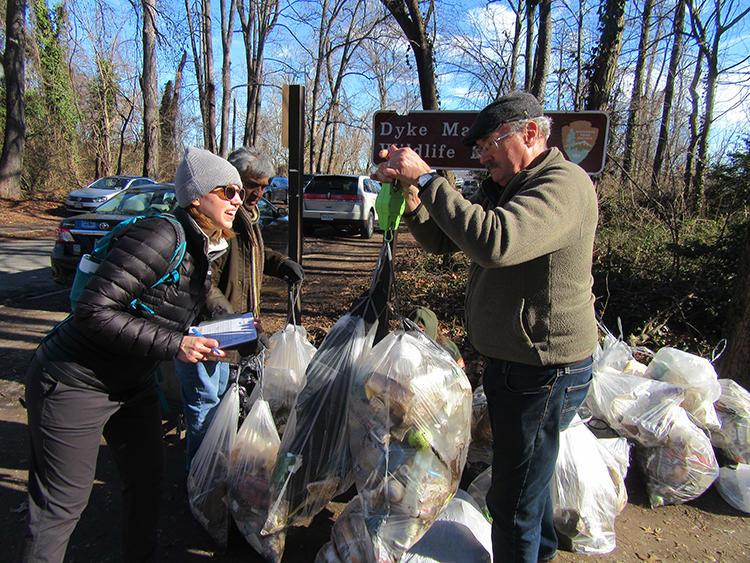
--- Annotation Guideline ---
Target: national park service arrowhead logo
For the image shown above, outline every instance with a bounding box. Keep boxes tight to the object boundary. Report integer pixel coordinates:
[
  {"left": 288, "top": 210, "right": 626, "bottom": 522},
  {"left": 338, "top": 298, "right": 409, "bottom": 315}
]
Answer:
[{"left": 561, "top": 120, "right": 599, "bottom": 165}]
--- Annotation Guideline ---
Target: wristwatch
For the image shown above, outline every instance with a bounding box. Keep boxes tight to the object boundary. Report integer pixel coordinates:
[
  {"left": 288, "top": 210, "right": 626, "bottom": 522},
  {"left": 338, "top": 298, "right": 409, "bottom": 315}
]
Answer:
[{"left": 417, "top": 172, "right": 437, "bottom": 190}]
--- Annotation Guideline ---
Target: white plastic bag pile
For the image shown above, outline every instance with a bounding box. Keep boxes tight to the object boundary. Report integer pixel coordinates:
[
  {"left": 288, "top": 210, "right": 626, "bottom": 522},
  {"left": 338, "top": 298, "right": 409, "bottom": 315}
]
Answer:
[{"left": 584, "top": 336, "right": 722, "bottom": 508}]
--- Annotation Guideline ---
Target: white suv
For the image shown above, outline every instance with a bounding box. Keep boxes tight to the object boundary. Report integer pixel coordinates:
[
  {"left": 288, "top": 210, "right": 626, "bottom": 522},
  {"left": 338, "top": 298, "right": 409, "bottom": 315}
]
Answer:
[{"left": 302, "top": 174, "right": 381, "bottom": 238}]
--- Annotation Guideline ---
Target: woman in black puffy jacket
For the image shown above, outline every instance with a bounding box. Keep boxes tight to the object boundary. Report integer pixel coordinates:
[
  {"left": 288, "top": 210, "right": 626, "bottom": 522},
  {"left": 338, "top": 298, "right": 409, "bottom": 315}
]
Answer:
[{"left": 16, "top": 147, "right": 245, "bottom": 563}]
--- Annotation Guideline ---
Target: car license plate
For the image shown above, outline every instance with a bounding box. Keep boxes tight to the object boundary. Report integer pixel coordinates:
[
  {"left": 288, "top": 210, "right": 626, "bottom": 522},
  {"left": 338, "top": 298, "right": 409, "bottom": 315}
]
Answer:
[
  {"left": 74, "top": 202, "right": 82, "bottom": 208},
  {"left": 321, "top": 213, "right": 334, "bottom": 221}
]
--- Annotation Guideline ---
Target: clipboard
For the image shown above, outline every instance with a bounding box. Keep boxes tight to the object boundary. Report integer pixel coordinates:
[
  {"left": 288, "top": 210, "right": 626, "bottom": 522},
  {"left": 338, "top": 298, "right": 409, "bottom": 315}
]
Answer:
[{"left": 192, "top": 312, "right": 257, "bottom": 348}]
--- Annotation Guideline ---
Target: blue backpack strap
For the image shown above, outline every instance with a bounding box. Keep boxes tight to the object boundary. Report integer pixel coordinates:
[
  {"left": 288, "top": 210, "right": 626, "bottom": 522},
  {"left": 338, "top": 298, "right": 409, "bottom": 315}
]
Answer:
[{"left": 151, "top": 214, "right": 186, "bottom": 286}]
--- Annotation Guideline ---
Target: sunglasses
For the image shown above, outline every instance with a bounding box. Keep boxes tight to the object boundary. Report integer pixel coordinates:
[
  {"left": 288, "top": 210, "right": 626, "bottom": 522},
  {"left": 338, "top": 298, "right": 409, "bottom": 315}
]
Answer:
[{"left": 211, "top": 185, "right": 246, "bottom": 201}]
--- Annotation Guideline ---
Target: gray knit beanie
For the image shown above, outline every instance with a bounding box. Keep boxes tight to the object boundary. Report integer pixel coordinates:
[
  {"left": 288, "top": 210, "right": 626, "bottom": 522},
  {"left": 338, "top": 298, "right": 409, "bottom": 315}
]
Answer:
[{"left": 174, "top": 147, "right": 242, "bottom": 208}]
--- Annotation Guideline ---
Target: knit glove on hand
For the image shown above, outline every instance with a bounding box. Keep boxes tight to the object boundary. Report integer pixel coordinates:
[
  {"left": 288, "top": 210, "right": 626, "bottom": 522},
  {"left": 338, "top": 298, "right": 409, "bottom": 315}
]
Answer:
[
  {"left": 278, "top": 258, "right": 305, "bottom": 284},
  {"left": 237, "top": 332, "right": 271, "bottom": 358}
]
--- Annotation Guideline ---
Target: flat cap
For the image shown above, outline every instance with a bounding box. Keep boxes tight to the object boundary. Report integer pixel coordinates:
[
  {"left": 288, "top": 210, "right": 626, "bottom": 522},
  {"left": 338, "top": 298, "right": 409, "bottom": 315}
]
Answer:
[{"left": 461, "top": 91, "right": 544, "bottom": 147}]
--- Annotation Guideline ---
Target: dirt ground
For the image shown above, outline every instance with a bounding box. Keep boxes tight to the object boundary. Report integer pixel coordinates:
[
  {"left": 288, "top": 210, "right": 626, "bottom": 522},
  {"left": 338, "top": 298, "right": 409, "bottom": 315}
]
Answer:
[{"left": 0, "top": 198, "right": 749, "bottom": 562}]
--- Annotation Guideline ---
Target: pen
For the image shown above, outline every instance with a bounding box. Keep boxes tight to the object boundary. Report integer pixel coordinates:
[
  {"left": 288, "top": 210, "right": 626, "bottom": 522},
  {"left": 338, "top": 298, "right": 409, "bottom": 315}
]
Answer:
[{"left": 190, "top": 327, "right": 222, "bottom": 355}]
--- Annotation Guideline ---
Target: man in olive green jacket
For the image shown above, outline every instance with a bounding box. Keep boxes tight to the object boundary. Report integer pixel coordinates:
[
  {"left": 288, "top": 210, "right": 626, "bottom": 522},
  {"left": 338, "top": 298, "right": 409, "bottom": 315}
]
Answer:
[{"left": 372, "top": 91, "right": 598, "bottom": 563}]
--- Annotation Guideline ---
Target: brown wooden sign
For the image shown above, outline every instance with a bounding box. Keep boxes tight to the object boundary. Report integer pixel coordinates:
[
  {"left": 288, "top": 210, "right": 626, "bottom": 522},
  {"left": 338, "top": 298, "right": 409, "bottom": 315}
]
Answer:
[{"left": 372, "top": 110, "right": 609, "bottom": 175}]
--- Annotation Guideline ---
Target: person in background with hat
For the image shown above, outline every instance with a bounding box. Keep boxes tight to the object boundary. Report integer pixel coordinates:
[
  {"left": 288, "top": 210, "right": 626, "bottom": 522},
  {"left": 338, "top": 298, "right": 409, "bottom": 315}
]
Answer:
[
  {"left": 174, "top": 146, "right": 304, "bottom": 469},
  {"left": 372, "top": 91, "right": 599, "bottom": 563},
  {"left": 15, "top": 146, "right": 247, "bottom": 563},
  {"left": 406, "top": 306, "right": 464, "bottom": 370}
]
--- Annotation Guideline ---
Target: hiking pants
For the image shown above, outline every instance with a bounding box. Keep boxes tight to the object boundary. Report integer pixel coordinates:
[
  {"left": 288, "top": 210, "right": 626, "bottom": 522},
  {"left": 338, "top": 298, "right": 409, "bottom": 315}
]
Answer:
[{"left": 16, "top": 354, "right": 165, "bottom": 563}]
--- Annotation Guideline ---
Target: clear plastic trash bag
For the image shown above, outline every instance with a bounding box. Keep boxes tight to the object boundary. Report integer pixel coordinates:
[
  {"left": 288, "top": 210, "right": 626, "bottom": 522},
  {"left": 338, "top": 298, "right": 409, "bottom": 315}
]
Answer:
[
  {"left": 348, "top": 325, "right": 473, "bottom": 563},
  {"left": 712, "top": 379, "right": 750, "bottom": 464},
  {"left": 227, "top": 398, "right": 286, "bottom": 562},
  {"left": 644, "top": 347, "right": 722, "bottom": 431},
  {"left": 634, "top": 406, "right": 719, "bottom": 507},
  {"left": 187, "top": 383, "right": 240, "bottom": 548},
  {"left": 715, "top": 464, "right": 750, "bottom": 514},
  {"left": 551, "top": 415, "right": 625, "bottom": 554}
]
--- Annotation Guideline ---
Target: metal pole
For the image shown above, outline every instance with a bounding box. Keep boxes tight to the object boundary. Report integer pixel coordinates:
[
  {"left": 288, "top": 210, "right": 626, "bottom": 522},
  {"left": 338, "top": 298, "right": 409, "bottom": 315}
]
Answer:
[{"left": 287, "top": 85, "right": 304, "bottom": 323}]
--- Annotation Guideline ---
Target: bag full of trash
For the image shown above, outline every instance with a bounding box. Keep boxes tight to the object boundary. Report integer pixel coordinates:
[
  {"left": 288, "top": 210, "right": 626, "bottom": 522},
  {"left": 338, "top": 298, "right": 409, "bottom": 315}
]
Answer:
[
  {"left": 348, "top": 322, "right": 473, "bottom": 562},
  {"left": 227, "top": 397, "right": 286, "bottom": 562},
  {"left": 644, "top": 347, "right": 722, "bottom": 431},
  {"left": 712, "top": 379, "right": 750, "bottom": 464},
  {"left": 551, "top": 415, "right": 625, "bottom": 554},
  {"left": 187, "top": 383, "right": 240, "bottom": 548},
  {"left": 634, "top": 405, "right": 719, "bottom": 507}
]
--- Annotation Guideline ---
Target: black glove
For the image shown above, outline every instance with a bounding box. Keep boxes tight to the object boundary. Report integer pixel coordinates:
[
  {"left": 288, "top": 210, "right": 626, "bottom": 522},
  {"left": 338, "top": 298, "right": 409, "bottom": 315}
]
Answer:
[
  {"left": 278, "top": 258, "right": 305, "bottom": 284},
  {"left": 236, "top": 332, "right": 271, "bottom": 357}
]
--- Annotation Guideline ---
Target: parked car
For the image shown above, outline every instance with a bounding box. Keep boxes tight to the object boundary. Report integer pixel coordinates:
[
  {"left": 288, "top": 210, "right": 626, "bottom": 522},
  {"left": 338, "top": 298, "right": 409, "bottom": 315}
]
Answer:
[
  {"left": 461, "top": 179, "right": 479, "bottom": 197},
  {"left": 51, "top": 183, "right": 289, "bottom": 284},
  {"left": 302, "top": 174, "right": 381, "bottom": 239},
  {"left": 64, "top": 175, "right": 157, "bottom": 213},
  {"left": 265, "top": 176, "right": 289, "bottom": 204}
]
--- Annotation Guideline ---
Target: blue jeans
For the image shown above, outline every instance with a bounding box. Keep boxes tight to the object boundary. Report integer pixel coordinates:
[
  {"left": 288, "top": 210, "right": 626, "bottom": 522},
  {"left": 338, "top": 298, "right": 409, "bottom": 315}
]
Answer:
[
  {"left": 482, "top": 356, "right": 592, "bottom": 563},
  {"left": 173, "top": 359, "right": 230, "bottom": 470}
]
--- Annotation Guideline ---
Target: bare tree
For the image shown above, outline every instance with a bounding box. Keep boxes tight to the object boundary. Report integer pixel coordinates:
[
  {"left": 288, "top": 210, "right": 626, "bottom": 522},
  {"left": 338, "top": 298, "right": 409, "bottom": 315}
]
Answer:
[
  {"left": 141, "top": 0, "right": 159, "bottom": 178},
  {"left": 185, "top": 0, "right": 217, "bottom": 152},
  {"left": 237, "top": 0, "right": 280, "bottom": 147},
  {"left": 652, "top": 0, "right": 686, "bottom": 189},
  {"left": 530, "top": 0, "right": 551, "bottom": 101},
  {"left": 218, "top": 0, "right": 237, "bottom": 157},
  {"left": 0, "top": 0, "right": 27, "bottom": 198},
  {"left": 524, "top": 0, "right": 537, "bottom": 91},
  {"left": 381, "top": 0, "right": 439, "bottom": 110},
  {"left": 685, "top": 0, "right": 750, "bottom": 212},
  {"left": 160, "top": 52, "right": 187, "bottom": 180},
  {"left": 585, "top": 0, "right": 627, "bottom": 112},
  {"left": 621, "top": 0, "right": 654, "bottom": 183}
]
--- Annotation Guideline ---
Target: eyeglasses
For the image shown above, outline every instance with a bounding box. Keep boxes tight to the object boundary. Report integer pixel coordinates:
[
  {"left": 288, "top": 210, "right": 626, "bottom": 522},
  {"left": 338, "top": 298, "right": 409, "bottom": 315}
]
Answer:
[
  {"left": 243, "top": 179, "right": 268, "bottom": 191},
  {"left": 472, "top": 131, "right": 515, "bottom": 159},
  {"left": 211, "top": 185, "right": 245, "bottom": 201}
]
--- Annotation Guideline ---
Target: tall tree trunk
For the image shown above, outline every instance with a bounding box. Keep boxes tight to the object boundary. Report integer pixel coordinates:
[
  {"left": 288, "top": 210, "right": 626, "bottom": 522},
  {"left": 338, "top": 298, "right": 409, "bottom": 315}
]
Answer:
[
  {"left": 160, "top": 52, "right": 187, "bottom": 180},
  {"left": 573, "top": 0, "right": 584, "bottom": 110},
  {"left": 141, "top": 0, "right": 159, "bottom": 179},
  {"left": 530, "top": 0, "right": 551, "bottom": 102},
  {"left": 524, "top": 0, "right": 537, "bottom": 92},
  {"left": 186, "top": 0, "right": 208, "bottom": 148},
  {"left": 715, "top": 222, "right": 750, "bottom": 390},
  {"left": 219, "top": 0, "right": 237, "bottom": 157},
  {"left": 381, "top": 0, "right": 438, "bottom": 110},
  {"left": 509, "top": 0, "right": 524, "bottom": 91},
  {"left": 237, "top": 0, "right": 280, "bottom": 148},
  {"left": 202, "top": 0, "right": 217, "bottom": 152},
  {"left": 0, "top": 0, "right": 27, "bottom": 199},
  {"left": 585, "top": 0, "right": 627, "bottom": 112},
  {"left": 622, "top": 0, "right": 654, "bottom": 183},
  {"left": 651, "top": 0, "right": 684, "bottom": 189},
  {"left": 684, "top": 47, "right": 704, "bottom": 198}
]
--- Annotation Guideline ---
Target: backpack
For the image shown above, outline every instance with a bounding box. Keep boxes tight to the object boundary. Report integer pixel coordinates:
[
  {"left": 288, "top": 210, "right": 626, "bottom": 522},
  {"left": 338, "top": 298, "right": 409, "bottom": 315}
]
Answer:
[{"left": 69, "top": 214, "right": 187, "bottom": 311}]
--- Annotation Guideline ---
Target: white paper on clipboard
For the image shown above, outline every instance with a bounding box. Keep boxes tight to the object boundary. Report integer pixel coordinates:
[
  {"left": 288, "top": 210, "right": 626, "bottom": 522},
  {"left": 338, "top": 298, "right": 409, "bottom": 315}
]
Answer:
[{"left": 193, "top": 312, "right": 257, "bottom": 348}]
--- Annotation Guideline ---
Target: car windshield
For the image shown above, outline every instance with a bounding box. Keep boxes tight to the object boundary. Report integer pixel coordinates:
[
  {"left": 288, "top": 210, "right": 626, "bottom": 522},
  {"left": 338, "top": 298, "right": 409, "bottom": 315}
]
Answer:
[
  {"left": 305, "top": 177, "right": 358, "bottom": 195},
  {"left": 94, "top": 188, "right": 177, "bottom": 215},
  {"left": 272, "top": 177, "right": 288, "bottom": 187},
  {"left": 89, "top": 177, "right": 131, "bottom": 190}
]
